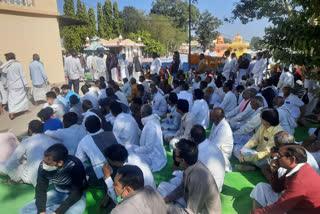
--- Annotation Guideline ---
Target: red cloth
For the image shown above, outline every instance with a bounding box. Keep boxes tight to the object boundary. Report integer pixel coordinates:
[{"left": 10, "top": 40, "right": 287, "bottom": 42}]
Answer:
[{"left": 251, "top": 164, "right": 320, "bottom": 214}]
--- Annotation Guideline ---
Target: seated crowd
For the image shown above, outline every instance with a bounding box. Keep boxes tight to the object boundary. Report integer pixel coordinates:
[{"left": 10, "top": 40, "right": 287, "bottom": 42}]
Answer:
[{"left": 1, "top": 56, "right": 320, "bottom": 214}]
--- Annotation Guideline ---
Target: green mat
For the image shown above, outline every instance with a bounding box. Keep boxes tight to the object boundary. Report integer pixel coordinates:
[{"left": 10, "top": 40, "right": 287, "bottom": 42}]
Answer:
[{"left": 0, "top": 124, "right": 318, "bottom": 214}]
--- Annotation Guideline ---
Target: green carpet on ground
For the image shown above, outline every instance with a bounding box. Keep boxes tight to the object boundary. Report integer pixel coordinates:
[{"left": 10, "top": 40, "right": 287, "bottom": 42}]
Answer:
[{"left": 1, "top": 123, "right": 319, "bottom": 214}]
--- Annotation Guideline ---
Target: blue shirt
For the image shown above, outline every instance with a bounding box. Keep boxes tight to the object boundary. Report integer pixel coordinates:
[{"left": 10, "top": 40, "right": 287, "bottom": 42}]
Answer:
[
  {"left": 43, "top": 118, "right": 63, "bottom": 132},
  {"left": 65, "top": 90, "right": 80, "bottom": 103},
  {"left": 57, "top": 95, "right": 69, "bottom": 112},
  {"left": 29, "top": 61, "right": 47, "bottom": 86}
]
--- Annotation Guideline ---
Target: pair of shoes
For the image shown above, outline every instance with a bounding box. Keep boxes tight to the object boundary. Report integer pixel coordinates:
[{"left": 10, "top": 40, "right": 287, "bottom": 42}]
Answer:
[
  {"left": 9, "top": 114, "right": 14, "bottom": 120},
  {"left": 235, "top": 164, "right": 257, "bottom": 172}
]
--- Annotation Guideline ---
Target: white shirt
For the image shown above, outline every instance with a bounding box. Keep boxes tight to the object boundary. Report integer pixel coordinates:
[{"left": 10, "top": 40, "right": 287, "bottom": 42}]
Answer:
[
  {"left": 105, "top": 153, "right": 156, "bottom": 204},
  {"left": 191, "top": 82, "right": 200, "bottom": 92},
  {"left": 105, "top": 113, "right": 115, "bottom": 125},
  {"left": 64, "top": 57, "right": 84, "bottom": 80},
  {"left": 251, "top": 58, "right": 265, "bottom": 76},
  {"left": 98, "top": 88, "right": 107, "bottom": 100},
  {"left": 80, "top": 92, "right": 99, "bottom": 109},
  {"left": 209, "top": 118, "right": 234, "bottom": 172},
  {"left": 208, "top": 81, "right": 217, "bottom": 90},
  {"left": 222, "top": 56, "right": 232, "bottom": 76},
  {"left": 281, "top": 93, "right": 304, "bottom": 119},
  {"left": 277, "top": 71, "right": 294, "bottom": 89},
  {"left": 233, "top": 107, "right": 262, "bottom": 136},
  {"left": 218, "top": 91, "right": 237, "bottom": 114},
  {"left": 209, "top": 92, "right": 222, "bottom": 107},
  {"left": 178, "top": 90, "right": 193, "bottom": 110},
  {"left": 152, "top": 92, "right": 167, "bottom": 117},
  {"left": 45, "top": 124, "right": 87, "bottom": 155},
  {"left": 142, "top": 80, "right": 151, "bottom": 94},
  {"left": 150, "top": 58, "right": 162, "bottom": 74},
  {"left": 198, "top": 139, "right": 226, "bottom": 192},
  {"left": 134, "top": 114, "right": 167, "bottom": 172},
  {"left": 96, "top": 57, "right": 106, "bottom": 73},
  {"left": 112, "top": 113, "right": 141, "bottom": 150},
  {"left": 75, "top": 131, "right": 106, "bottom": 179},
  {"left": 257, "top": 93, "right": 269, "bottom": 108},
  {"left": 226, "top": 100, "right": 254, "bottom": 123},
  {"left": 115, "top": 91, "right": 129, "bottom": 106},
  {"left": 276, "top": 105, "right": 297, "bottom": 135},
  {"left": 191, "top": 99, "right": 210, "bottom": 129}
]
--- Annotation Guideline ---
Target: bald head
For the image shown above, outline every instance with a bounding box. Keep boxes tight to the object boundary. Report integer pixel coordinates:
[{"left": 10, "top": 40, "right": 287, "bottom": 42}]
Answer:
[
  {"left": 273, "top": 96, "right": 285, "bottom": 107},
  {"left": 210, "top": 107, "right": 225, "bottom": 125},
  {"left": 140, "top": 104, "right": 152, "bottom": 118}
]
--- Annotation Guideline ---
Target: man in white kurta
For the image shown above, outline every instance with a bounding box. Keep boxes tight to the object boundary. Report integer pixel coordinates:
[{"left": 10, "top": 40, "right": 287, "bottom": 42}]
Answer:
[
  {"left": 119, "top": 54, "right": 129, "bottom": 81},
  {"left": 178, "top": 82, "right": 193, "bottom": 109},
  {"left": 226, "top": 88, "right": 256, "bottom": 130},
  {"left": 0, "top": 53, "right": 29, "bottom": 115},
  {"left": 280, "top": 85, "right": 305, "bottom": 120},
  {"left": 191, "top": 89, "right": 210, "bottom": 129},
  {"left": 277, "top": 69, "right": 294, "bottom": 90},
  {"left": 151, "top": 84, "right": 167, "bottom": 117},
  {"left": 0, "top": 120, "right": 58, "bottom": 186},
  {"left": 222, "top": 51, "right": 232, "bottom": 80},
  {"left": 80, "top": 85, "right": 99, "bottom": 109},
  {"left": 273, "top": 96, "right": 297, "bottom": 135},
  {"left": 150, "top": 54, "right": 162, "bottom": 75},
  {"left": 45, "top": 112, "right": 87, "bottom": 155},
  {"left": 96, "top": 54, "right": 107, "bottom": 80},
  {"left": 132, "top": 105, "right": 167, "bottom": 172},
  {"left": 111, "top": 101, "right": 141, "bottom": 151},
  {"left": 209, "top": 108, "right": 234, "bottom": 172},
  {"left": 218, "top": 82, "right": 237, "bottom": 115},
  {"left": 162, "top": 92, "right": 181, "bottom": 138},
  {"left": 251, "top": 55, "right": 266, "bottom": 86}
]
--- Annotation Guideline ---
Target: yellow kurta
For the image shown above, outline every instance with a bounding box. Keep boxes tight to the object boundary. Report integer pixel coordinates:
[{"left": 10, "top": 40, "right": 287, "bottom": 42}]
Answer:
[{"left": 243, "top": 125, "right": 283, "bottom": 162}]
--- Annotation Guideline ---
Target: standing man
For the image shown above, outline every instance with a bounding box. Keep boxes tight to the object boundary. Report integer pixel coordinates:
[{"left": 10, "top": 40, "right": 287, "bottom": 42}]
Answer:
[
  {"left": 237, "top": 53, "right": 250, "bottom": 85},
  {"left": 0, "top": 52, "right": 29, "bottom": 120},
  {"left": 29, "top": 54, "right": 49, "bottom": 106},
  {"left": 96, "top": 53, "right": 106, "bottom": 80},
  {"left": 222, "top": 50, "right": 232, "bottom": 80},
  {"left": 105, "top": 50, "right": 112, "bottom": 81},
  {"left": 110, "top": 51, "right": 119, "bottom": 82},
  {"left": 150, "top": 53, "right": 161, "bottom": 78},
  {"left": 64, "top": 51, "right": 83, "bottom": 94},
  {"left": 132, "top": 50, "right": 142, "bottom": 81},
  {"left": 196, "top": 53, "right": 207, "bottom": 80}
]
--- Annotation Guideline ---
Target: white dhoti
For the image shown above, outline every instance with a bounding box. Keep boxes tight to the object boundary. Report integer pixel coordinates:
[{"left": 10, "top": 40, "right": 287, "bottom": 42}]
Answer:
[
  {"left": 31, "top": 83, "right": 49, "bottom": 102},
  {"left": 8, "top": 87, "right": 29, "bottom": 113},
  {"left": 157, "top": 171, "right": 187, "bottom": 207},
  {"left": 250, "top": 182, "right": 281, "bottom": 207},
  {"left": 132, "top": 71, "right": 141, "bottom": 82},
  {"left": 0, "top": 83, "right": 8, "bottom": 104},
  {"left": 111, "top": 68, "right": 118, "bottom": 82},
  {"left": 237, "top": 69, "right": 247, "bottom": 85}
]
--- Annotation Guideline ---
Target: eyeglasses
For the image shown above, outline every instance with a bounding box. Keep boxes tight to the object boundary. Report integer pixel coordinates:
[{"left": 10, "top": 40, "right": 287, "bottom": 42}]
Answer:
[{"left": 277, "top": 153, "right": 287, "bottom": 159}]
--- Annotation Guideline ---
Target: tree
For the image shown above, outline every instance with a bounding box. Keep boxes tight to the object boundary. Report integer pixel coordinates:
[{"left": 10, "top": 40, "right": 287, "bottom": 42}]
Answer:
[
  {"left": 88, "top": 7, "right": 97, "bottom": 38},
  {"left": 121, "top": 6, "right": 146, "bottom": 36},
  {"left": 195, "top": 10, "right": 222, "bottom": 52},
  {"left": 129, "top": 31, "right": 166, "bottom": 55},
  {"left": 103, "top": 0, "right": 113, "bottom": 39},
  {"left": 228, "top": 0, "right": 320, "bottom": 81},
  {"left": 250, "top": 36, "right": 263, "bottom": 50},
  {"left": 61, "top": 0, "right": 82, "bottom": 51},
  {"left": 112, "top": 1, "right": 121, "bottom": 37},
  {"left": 76, "top": 1, "right": 88, "bottom": 46},
  {"left": 150, "top": 0, "right": 200, "bottom": 32},
  {"left": 97, "top": 2, "right": 105, "bottom": 38},
  {"left": 63, "top": 0, "right": 75, "bottom": 18}
]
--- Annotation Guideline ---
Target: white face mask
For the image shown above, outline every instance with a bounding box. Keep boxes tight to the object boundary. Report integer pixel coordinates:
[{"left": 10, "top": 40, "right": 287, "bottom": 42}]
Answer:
[{"left": 43, "top": 162, "right": 58, "bottom": 171}]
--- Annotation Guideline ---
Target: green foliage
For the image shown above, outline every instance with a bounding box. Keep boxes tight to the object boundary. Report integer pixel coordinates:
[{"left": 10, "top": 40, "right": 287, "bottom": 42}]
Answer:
[
  {"left": 150, "top": 0, "right": 200, "bottom": 32},
  {"left": 129, "top": 31, "right": 166, "bottom": 55},
  {"left": 250, "top": 36, "right": 263, "bottom": 50},
  {"left": 228, "top": 0, "right": 320, "bottom": 80},
  {"left": 121, "top": 6, "right": 146, "bottom": 36},
  {"left": 112, "top": 1, "right": 121, "bottom": 37},
  {"left": 76, "top": 1, "right": 88, "bottom": 46},
  {"left": 63, "top": 0, "right": 75, "bottom": 18},
  {"left": 103, "top": 0, "right": 113, "bottom": 39},
  {"left": 97, "top": 2, "right": 105, "bottom": 38},
  {"left": 88, "top": 7, "right": 97, "bottom": 38},
  {"left": 195, "top": 10, "right": 222, "bottom": 52}
]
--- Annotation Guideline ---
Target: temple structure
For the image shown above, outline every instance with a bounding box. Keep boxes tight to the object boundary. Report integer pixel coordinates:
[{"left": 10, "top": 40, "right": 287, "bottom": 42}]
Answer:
[{"left": 212, "top": 33, "right": 249, "bottom": 57}]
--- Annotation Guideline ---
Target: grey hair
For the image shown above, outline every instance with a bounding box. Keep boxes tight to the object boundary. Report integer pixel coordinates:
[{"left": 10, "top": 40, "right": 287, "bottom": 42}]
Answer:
[
  {"left": 246, "top": 79, "right": 255, "bottom": 86},
  {"left": 247, "top": 88, "right": 257, "bottom": 98},
  {"left": 140, "top": 104, "right": 153, "bottom": 117},
  {"left": 252, "top": 96, "right": 264, "bottom": 107},
  {"left": 274, "top": 131, "right": 296, "bottom": 147}
]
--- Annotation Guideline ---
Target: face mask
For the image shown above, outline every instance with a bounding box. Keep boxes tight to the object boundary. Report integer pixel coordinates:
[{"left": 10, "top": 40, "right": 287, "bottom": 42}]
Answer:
[
  {"left": 116, "top": 189, "right": 125, "bottom": 203},
  {"left": 43, "top": 162, "right": 58, "bottom": 171}
]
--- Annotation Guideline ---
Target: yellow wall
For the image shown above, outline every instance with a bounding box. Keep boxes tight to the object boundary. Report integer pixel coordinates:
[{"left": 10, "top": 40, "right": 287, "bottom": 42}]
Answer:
[{"left": 0, "top": 0, "right": 64, "bottom": 84}]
